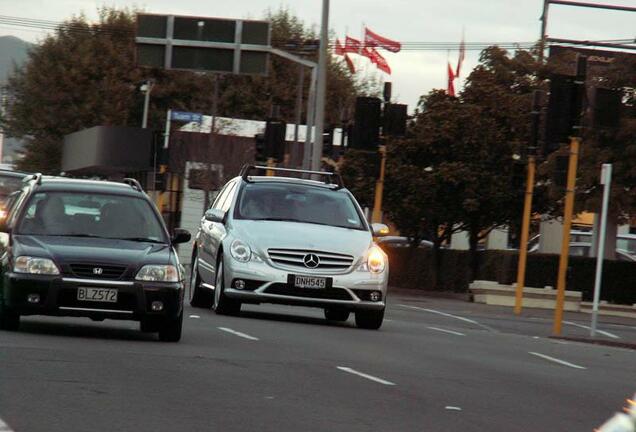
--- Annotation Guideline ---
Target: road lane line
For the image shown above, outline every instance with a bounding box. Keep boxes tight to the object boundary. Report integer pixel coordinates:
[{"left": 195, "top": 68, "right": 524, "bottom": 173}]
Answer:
[
  {"left": 427, "top": 326, "right": 466, "bottom": 336},
  {"left": 189, "top": 315, "right": 200, "bottom": 319},
  {"left": 398, "top": 304, "right": 495, "bottom": 331},
  {"left": 528, "top": 352, "right": 586, "bottom": 370},
  {"left": 0, "top": 417, "right": 14, "bottom": 432},
  {"left": 563, "top": 321, "right": 620, "bottom": 339},
  {"left": 445, "top": 406, "right": 462, "bottom": 411},
  {"left": 336, "top": 366, "right": 396, "bottom": 386},
  {"left": 218, "top": 327, "right": 259, "bottom": 341}
]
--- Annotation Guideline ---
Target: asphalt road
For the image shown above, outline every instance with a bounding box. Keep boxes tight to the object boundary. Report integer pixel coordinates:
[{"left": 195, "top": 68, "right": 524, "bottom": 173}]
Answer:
[{"left": 1, "top": 293, "right": 635, "bottom": 432}]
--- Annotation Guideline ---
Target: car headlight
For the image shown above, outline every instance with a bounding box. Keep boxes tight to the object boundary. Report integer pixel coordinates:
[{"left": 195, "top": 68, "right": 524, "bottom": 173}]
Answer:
[
  {"left": 14, "top": 256, "right": 60, "bottom": 275},
  {"left": 357, "top": 245, "right": 386, "bottom": 274},
  {"left": 230, "top": 239, "right": 252, "bottom": 263},
  {"left": 136, "top": 265, "right": 178, "bottom": 282}
]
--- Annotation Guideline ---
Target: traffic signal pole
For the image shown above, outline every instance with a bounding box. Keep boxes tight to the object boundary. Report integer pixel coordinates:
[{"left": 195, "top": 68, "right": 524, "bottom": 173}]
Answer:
[
  {"left": 371, "top": 145, "right": 387, "bottom": 223},
  {"left": 553, "top": 136, "right": 580, "bottom": 335},
  {"left": 513, "top": 155, "right": 536, "bottom": 315}
]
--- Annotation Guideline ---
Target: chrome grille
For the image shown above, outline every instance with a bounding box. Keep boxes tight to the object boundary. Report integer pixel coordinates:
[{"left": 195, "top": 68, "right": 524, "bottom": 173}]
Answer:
[{"left": 268, "top": 249, "right": 354, "bottom": 271}]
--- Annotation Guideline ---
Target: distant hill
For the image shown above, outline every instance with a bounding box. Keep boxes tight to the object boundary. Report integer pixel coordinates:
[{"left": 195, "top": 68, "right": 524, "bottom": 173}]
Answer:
[{"left": 0, "top": 35, "right": 31, "bottom": 83}]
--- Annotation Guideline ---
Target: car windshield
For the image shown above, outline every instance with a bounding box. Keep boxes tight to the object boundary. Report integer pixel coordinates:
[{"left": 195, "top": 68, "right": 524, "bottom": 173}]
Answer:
[
  {"left": 235, "top": 182, "right": 365, "bottom": 230},
  {"left": 16, "top": 191, "right": 167, "bottom": 242}
]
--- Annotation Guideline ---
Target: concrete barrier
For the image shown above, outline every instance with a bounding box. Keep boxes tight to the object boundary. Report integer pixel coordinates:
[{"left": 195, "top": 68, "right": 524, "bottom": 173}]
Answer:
[
  {"left": 469, "top": 280, "right": 582, "bottom": 312},
  {"left": 580, "top": 302, "right": 636, "bottom": 319}
]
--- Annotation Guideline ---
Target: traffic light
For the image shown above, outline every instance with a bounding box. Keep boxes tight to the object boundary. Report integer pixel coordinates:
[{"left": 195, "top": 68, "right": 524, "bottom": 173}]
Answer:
[
  {"left": 591, "top": 87, "right": 622, "bottom": 129},
  {"left": 512, "top": 161, "right": 526, "bottom": 191},
  {"left": 544, "top": 56, "right": 587, "bottom": 157},
  {"left": 254, "top": 133, "right": 266, "bottom": 162},
  {"left": 553, "top": 155, "right": 569, "bottom": 188},
  {"left": 383, "top": 103, "right": 408, "bottom": 137},
  {"left": 322, "top": 127, "right": 334, "bottom": 157},
  {"left": 351, "top": 96, "right": 382, "bottom": 149},
  {"left": 264, "top": 120, "right": 286, "bottom": 161}
]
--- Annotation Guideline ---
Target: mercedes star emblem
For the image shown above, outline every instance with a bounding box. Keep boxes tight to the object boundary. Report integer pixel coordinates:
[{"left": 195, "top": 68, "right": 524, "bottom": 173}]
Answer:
[{"left": 303, "top": 254, "right": 320, "bottom": 269}]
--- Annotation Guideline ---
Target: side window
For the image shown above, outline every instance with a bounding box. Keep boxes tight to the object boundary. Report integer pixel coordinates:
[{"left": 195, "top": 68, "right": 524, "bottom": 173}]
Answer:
[
  {"left": 211, "top": 183, "right": 231, "bottom": 210},
  {"left": 220, "top": 182, "right": 238, "bottom": 212},
  {"left": 6, "top": 188, "right": 29, "bottom": 228}
]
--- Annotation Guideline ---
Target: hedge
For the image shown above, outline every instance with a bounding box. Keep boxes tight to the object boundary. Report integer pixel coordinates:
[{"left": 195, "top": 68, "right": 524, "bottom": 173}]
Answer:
[{"left": 385, "top": 247, "right": 636, "bottom": 305}]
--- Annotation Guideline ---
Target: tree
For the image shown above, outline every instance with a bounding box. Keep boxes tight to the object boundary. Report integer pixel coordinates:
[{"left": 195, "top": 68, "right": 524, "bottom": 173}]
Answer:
[{"left": 2, "top": 7, "right": 369, "bottom": 173}]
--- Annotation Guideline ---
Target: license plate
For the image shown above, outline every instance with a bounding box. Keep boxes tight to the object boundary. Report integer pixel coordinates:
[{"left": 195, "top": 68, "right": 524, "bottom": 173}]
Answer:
[
  {"left": 292, "top": 275, "right": 328, "bottom": 289},
  {"left": 77, "top": 287, "right": 118, "bottom": 303}
]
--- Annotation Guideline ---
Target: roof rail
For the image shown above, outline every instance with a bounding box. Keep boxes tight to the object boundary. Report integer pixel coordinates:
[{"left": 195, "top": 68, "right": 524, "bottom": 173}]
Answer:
[
  {"left": 123, "top": 178, "right": 144, "bottom": 192},
  {"left": 239, "top": 165, "right": 344, "bottom": 189},
  {"left": 23, "top": 173, "right": 42, "bottom": 185}
]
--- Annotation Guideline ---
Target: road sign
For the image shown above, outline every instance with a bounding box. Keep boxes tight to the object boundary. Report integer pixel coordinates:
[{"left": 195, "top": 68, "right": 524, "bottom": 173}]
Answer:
[
  {"left": 135, "top": 13, "right": 271, "bottom": 75},
  {"left": 171, "top": 111, "right": 203, "bottom": 123}
]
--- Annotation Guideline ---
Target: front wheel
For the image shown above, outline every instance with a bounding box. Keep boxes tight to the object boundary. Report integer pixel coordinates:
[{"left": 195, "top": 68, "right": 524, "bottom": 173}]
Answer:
[
  {"left": 355, "top": 309, "right": 384, "bottom": 330},
  {"left": 158, "top": 311, "right": 183, "bottom": 342},
  {"left": 213, "top": 256, "right": 241, "bottom": 316},
  {"left": 190, "top": 254, "right": 213, "bottom": 309}
]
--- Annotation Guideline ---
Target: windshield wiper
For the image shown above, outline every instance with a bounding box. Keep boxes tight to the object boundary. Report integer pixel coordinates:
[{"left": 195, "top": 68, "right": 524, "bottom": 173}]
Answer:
[
  {"left": 44, "top": 234, "right": 107, "bottom": 238},
  {"left": 115, "top": 237, "right": 166, "bottom": 244}
]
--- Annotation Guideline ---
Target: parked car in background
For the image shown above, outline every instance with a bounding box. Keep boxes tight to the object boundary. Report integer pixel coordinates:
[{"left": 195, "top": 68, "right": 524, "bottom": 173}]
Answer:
[
  {"left": 569, "top": 243, "right": 636, "bottom": 262},
  {"left": 190, "top": 165, "right": 389, "bottom": 329},
  {"left": 528, "top": 230, "right": 636, "bottom": 259},
  {"left": 376, "top": 236, "right": 433, "bottom": 250},
  {"left": 0, "top": 174, "right": 191, "bottom": 341}
]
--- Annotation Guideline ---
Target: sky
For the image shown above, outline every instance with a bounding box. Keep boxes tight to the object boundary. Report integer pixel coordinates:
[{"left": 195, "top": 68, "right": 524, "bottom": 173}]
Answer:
[{"left": 0, "top": 0, "right": 634, "bottom": 111}]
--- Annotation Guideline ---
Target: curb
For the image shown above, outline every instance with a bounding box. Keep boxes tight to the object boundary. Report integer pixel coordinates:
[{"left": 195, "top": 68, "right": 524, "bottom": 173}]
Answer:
[{"left": 550, "top": 336, "right": 636, "bottom": 351}]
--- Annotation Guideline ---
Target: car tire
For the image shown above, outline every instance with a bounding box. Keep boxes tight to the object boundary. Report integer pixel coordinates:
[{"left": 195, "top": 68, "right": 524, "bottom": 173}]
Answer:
[
  {"left": 0, "top": 306, "right": 20, "bottom": 331},
  {"left": 355, "top": 308, "right": 384, "bottom": 330},
  {"left": 324, "top": 308, "right": 350, "bottom": 322},
  {"left": 190, "top": 254, "right": 213, "bottom": 309},
  {"left": 158, "top": 311, "right": 183, "bottom": 342},
  {"left": 213, "top": 255, "right": 241, "bottom": 316}
]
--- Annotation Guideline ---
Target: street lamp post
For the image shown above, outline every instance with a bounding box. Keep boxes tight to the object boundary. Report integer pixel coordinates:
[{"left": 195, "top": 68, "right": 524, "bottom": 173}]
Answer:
[
  {"left": 311, "top": 0, "right": 330, "bottom": 171},
  {"left": 140, "top": 80, "right": 154, "bottom": 129}
]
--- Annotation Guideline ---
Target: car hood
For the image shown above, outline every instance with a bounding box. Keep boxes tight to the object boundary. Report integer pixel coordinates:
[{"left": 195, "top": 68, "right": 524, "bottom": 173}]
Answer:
[
  {"left": 231, "top": 220, "right": 372, "bottom": 259},
  {"left": 12, "top": 235, "right": 172, "bottom": 267}
]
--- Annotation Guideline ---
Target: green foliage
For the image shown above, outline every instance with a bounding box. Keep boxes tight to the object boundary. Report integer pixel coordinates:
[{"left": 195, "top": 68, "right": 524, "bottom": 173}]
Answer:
[{"left": 2, "top": 7, "right": 369, "bottom": 173}]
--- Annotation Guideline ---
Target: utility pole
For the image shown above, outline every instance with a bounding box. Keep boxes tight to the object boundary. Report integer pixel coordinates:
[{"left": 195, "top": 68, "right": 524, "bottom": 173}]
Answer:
[
  {"left": 311, "top": 0, "right": 329, "bottom": 171},
  {"left": 514, "top": 90, "right": 542, "bottom": 315},
  {"left": 553, "top": 54, "right": 586, "bottom": 336},
  {"left": 539, "top": 0, "right": 550, "bottom": 62},
  {"left": 293, "top": 64, "right": 305, "bottom": 150},
  {"left": 141, "top": 80, "right": 154, "bottom": 129}
]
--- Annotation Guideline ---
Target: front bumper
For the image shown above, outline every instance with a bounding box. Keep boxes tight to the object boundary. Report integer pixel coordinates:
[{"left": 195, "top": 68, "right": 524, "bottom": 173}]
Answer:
[
  {"left": 222, "top": 257, "right": 388, "bottom": 311},
  {"left": 3, "top": 273, "right": 184, "bottom": 321}
]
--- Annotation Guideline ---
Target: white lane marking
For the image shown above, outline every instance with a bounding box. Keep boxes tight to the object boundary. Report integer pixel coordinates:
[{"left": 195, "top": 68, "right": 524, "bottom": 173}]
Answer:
[
  {"left": 0, "top": 417, "right": 15, "bottom": 432},
  {"left": 563, "top": 321, "right": 620, "bottom": 339},
  {"left": 218, "top": 327, "right": 259, "bottom": 341},
  {"left": 528, "top": 352, "right": 586, "bottom": 370},
  {"left": 398, "top": 304, "right": 495, "bottom": 331},
  {"left": 427, "top": 326, "right": 466, "bottom": 336},
  {"left": 189, "top": 315, "right": 200, "bottom": 319},
  {"left": 336, "top": 366, "right": 396, "bottom": 386},
  {"left": 445, "top": 406, "right": 462, "bottom": 411}
]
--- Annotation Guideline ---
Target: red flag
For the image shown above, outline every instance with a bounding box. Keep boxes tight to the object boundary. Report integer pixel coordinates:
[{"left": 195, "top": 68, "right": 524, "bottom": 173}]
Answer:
[
  {"left": 361, "top": 46, "right": 375, "bottom": 61},
  {"left": 344, "top": 36, "right": 362, "bottom": 54},
  {"left": 369, "top": 48, "right": 391, "bottom": 74},
  {"left": 447, "top": 62, "right": 456, "bottom": 97},
  {"left": 334, "top": 39, "right": 345, "bottom": 56},
  {"left": 364, "top": 27, "right": 401, "bottom": 53},
  {"left": 344, "top": 54, "right": 356, "bottom": 74},
  {"left": 455, "top": 34, "right": 465, "bottom": 78}
]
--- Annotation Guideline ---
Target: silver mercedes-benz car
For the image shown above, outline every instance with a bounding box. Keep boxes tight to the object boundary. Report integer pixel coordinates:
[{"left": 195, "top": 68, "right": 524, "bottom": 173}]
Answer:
[{"left": 189, "top": 165, "right": 389, "bottom": 329}]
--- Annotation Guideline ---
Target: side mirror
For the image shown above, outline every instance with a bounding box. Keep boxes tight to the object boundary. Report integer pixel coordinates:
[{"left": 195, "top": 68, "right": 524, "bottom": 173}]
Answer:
[
  {"left": 204, "top": 208, "right": 226, "bottom": 224},
  {"left": 171, "top": 228, "right": 191, "bottom": 245},
  {"left": 371, "top": 223, "right": 389, "bottom": 237}
]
